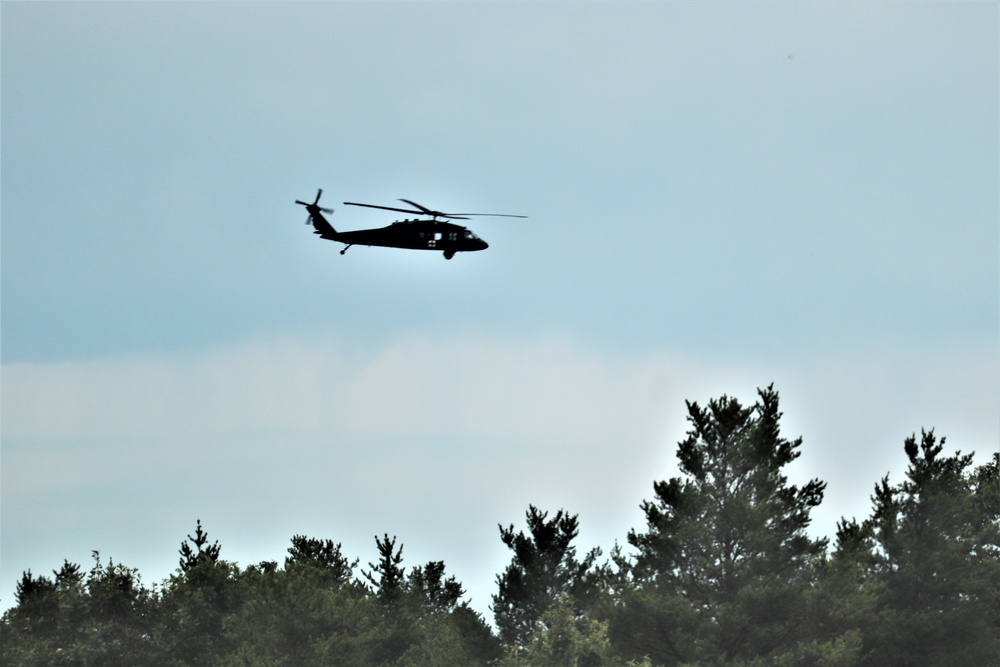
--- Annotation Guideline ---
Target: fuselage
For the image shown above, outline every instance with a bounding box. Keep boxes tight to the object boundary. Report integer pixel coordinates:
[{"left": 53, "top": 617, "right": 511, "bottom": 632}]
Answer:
[
  {"left": 335, "top": 219, "right": 488, "bottom": 253},
  {"left": 310, "top": 210, "right": 488, "bottom": 259}
]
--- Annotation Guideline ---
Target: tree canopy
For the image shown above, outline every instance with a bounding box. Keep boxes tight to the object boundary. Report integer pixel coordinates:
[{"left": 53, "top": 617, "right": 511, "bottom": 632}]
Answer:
[
  {"left": 620, "top": 385, "right": 829, "bottom": 665},
  {"left": 493, "top": 505, "right": 602, "bottom": 648},
  {"left": 3, "top": 386, "right": 996, "bottom": 667}
]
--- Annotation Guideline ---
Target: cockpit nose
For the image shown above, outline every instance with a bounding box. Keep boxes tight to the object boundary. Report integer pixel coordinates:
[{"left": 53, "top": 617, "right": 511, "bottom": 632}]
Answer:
[{"left": 463, "top": 228, "right": 488, "bottom": 251}]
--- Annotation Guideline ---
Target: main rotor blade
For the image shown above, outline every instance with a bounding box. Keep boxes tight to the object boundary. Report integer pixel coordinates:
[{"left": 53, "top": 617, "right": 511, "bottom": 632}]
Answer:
[
  {"left": 449, "top": 212, "right": 528, "bottom": 218},
  {"left": 343, "top": 202, "right": 425, "bottom": 216},
  {"left": 398, "top": 199, "right": 437, "bottom": 215},
  {"left": 344, "top": 199, "right": 526, "bottom": 220},
  {"left": 398, "top": 199, "right": 525, "bottom": 219},
  {"left": 397, "top": 200, "right": 466, "bottom": 220}
]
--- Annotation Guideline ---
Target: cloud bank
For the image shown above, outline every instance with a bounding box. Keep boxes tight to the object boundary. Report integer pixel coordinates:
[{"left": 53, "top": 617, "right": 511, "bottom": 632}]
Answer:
[{"left": 5, "top": 331, "right": 995, "bottom": 509}]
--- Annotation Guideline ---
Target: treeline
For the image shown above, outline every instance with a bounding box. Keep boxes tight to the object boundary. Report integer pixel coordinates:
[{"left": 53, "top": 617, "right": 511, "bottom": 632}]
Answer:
[{"left": 3, "top": 386, "right": 998, "bottom": 667}]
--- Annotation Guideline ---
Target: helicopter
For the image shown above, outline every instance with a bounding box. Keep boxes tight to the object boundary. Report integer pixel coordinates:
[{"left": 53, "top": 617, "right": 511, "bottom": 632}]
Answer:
[{"left": 295, "top": 189, "right": 526, "bottom": 259}]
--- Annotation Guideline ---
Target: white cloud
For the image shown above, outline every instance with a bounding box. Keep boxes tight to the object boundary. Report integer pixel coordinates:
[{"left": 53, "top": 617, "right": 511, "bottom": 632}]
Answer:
[
  {"left": 5, "top": 331, "right": 995, "bottom": 496},
  {"left": 1, "top": 334, "right": 667, "bottom": 445},
  {"left": 341, "top": 334, "right": 671, "bottom": 446}
]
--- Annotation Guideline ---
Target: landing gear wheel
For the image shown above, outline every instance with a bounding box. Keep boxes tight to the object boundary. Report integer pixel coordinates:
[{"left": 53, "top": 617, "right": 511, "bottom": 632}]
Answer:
[{"left": 444, "top": 250, "right": 455, "bottom": 260}]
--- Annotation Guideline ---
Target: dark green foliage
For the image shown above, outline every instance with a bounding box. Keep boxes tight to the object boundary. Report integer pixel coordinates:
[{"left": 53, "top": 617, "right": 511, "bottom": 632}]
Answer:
[
  {"left": 221, "top": 561, "right": 377, "bottom": 666},
  {"left": 857, "top": 432, "right": 1000, "bottom": 667},
  {"left": 358, "top": 533, "right": 501, "bottom": 666},
  {"left": 493, "top": 505, "right": 602, "bottom": 648},
  {"left": 1, "top": 553, "right": 154, "bottom": 666},
  {"left": 156, "top": 523, "right": 243, "bottom": 665},
  {"left": 619, "top": 386, "right": 828, "bottom": 666},
  {"left": 2, "top": 388, "right": 995, "bottom": 667},
  {"left": 497, "top": 596, "right": 642, "bottom": 667},
  {"left": 178, "top": 518, "right": 221, "bottom": 573},
  {"left": 408, "top": 560, "right": 465, "bottom": 615},
  {"left": 286, "top": 535, "right": 356, "bottom": 578},
  {"left": 0, "top": 522, "right": 499, "bottom": 666},
  {"left": 363, "top": 533, "right": 406, "bottom": 609},
  {"left": 285, "top": 534, "right": 358, "bottom": 594}
]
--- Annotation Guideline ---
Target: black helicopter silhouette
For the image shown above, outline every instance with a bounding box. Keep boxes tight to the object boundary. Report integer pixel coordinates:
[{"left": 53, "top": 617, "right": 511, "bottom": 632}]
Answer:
[{"left": 295, "top": 190, "right": 526, "bottom": 259}]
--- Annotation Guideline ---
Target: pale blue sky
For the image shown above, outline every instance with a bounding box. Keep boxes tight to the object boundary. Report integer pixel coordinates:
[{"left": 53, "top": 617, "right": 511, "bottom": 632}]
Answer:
[{"left": 2, "top": 2, "right": 997, "bottom": 614}]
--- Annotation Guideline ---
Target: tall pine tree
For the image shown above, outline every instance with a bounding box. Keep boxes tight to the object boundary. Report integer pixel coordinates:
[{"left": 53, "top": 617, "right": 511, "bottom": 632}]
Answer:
[
  {"left": 860, "top": 432, "right": 1000, "bottom": 667},
  {"left": 619, "top": 385, "right": 827, "bottom": 666}
]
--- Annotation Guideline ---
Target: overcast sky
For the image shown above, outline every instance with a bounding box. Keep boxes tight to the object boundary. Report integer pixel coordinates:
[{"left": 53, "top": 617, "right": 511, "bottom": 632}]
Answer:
[{"left": 2, "top": 2, "right": 997, "bottom": 616}]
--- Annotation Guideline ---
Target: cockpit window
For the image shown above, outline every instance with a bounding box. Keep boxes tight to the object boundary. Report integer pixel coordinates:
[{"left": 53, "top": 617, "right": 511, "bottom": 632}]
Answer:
[{"left": 464, "top": 230, "right": 478, "bottom": 240}]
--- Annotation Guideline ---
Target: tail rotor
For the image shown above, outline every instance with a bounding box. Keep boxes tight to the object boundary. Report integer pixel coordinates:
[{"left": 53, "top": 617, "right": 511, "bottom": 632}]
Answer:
[{"left": 295, "top": 189, "right": 334, "bottom": 223}]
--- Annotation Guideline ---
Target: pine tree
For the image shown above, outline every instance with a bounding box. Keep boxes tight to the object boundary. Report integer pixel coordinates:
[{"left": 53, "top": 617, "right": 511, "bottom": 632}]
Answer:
[
  {"left": 408, "top": 560, "right": 465, "bottom": 615},
  {"left": 363, "top": 533, "right": 406, "bottom": 608},
  {"left": 285, "top": 534, "right": 357, "bottom": 587},
  {"left": 493, "top": 505, "right": 601, "bottom": 648},
  {"left": 178, "top": 518, "right": 221, "bottom": 573},
  {"left": 157, "top": 520, "right": 238, "bottom": 665},
  {"left": 861, "top": 432, "right": 1000, "bottom": 667},
  {"left": 620, "top": 385, "right": 827, "bottom": 666}
]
